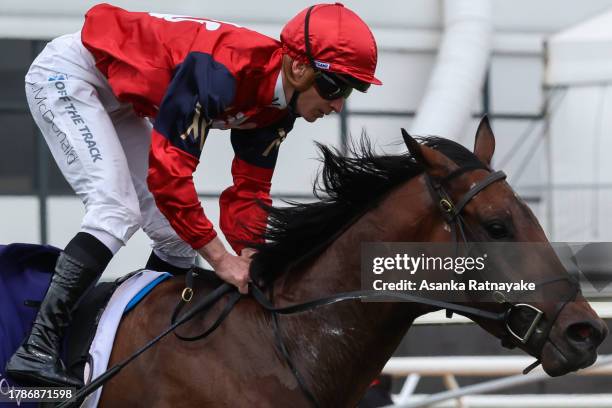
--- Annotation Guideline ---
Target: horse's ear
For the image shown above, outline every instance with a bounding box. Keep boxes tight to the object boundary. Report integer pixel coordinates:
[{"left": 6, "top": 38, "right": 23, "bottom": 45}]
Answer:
[
  {"left": 401, "top": 128, "right": 458, "bottom": 178},
  {"left": 401, "top": 128, "right": 424, "bottom": 162},
  {"left": 474, "top": 115, "right": 495, "bottom": 166}
]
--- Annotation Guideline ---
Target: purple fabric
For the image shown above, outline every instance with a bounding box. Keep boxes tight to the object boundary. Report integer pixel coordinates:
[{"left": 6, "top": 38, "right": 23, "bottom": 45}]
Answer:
[{"left": 0, "top": 243, "right": 59, "bottom": 407}]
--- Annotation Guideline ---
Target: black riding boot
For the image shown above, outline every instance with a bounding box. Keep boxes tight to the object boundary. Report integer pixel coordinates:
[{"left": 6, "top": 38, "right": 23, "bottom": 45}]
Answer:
[{"left": 6, "top": 247, "right": 105, "bottom": 387}]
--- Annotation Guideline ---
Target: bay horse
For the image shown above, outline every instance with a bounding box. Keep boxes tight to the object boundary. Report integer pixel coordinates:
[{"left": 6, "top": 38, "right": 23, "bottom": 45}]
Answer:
[{"left": 99, "top": 117, "right": 607, "bottom": 407}]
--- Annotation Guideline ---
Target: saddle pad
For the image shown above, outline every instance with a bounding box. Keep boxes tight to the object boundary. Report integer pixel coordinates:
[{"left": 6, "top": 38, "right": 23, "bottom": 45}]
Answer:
[{"left": 80, "top": 270, "right": 171, "bottom": 408}]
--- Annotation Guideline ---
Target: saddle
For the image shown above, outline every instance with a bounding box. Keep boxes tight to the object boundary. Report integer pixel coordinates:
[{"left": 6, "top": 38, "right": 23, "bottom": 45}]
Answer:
[
  {"left": 64, "top": 276, "right": 131, "bottom": 383},
  {"left": 67, "top": 266, "right": 226, "bottom": 379}
]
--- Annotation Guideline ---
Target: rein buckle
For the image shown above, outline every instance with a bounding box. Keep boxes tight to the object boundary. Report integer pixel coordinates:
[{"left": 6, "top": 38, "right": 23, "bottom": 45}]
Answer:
[{"left": 439, "top": 198, "right": 454, "bottom": 214}]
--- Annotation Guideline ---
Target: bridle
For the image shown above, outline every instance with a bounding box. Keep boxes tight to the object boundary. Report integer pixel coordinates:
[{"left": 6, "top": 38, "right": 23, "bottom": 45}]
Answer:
[
  {"left": 423, "top": 166, "right": 580, "bottom": 359},
  {"left": 60, "top": 155, "right": 581, "bottom": 408},
  {"left": 245, "top": 163, "right": 581, "bottom": 406}
]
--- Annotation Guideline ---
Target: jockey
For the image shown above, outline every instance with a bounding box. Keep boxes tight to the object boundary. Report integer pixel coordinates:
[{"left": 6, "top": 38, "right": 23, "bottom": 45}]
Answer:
[{"left": 6, "top": 2, "right": 381, "bottom": 387}]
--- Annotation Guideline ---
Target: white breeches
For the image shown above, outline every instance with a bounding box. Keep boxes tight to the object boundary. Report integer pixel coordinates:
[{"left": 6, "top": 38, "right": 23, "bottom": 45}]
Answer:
[{"left": 24, "top": 32, "right": 196, "bottom": 267}]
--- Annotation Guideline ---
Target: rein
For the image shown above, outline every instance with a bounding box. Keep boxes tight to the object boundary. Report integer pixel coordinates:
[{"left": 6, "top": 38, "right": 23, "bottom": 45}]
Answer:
[
  {"left": 56, "top": 284, "right": 240, "bottom": 408},
  {"left": 423, "top": 168, "right": 580, "bottom": 359},
  {"left": 246, "top": 168, "right": 579, "bottom": 406},
  {"left": 58, "top": 166, "right": 580, "bottom": 408}
]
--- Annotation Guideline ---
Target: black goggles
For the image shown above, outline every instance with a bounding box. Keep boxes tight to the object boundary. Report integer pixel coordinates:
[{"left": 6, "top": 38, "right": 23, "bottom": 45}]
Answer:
[
  {"left": 313, "top": 71, "right": 353, "bottom": 100},
  {"left": 304, "top": 6, "right": 370, "bottom": 101}
]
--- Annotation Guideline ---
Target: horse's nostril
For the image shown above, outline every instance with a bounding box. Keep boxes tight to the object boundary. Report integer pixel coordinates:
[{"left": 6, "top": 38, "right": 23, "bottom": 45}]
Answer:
[{"left": 566, "top": 322, "right": 604, "bottom": 347}]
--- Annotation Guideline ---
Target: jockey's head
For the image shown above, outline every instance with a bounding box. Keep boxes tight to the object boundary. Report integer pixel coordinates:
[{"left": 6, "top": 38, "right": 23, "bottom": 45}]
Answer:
[{"left": 281, "top": 3, "right": 381, "bottom": 122}]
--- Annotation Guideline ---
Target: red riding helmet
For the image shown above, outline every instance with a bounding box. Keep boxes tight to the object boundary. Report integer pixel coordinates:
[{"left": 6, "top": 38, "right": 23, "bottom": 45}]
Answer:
[{"left": 281, "top": 3, "right": 382, "bottom": 87}]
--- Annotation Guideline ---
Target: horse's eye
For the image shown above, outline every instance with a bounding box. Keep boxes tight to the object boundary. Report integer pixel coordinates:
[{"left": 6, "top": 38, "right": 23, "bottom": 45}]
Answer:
[{"left": 486, "top": 221, "right": 509, "bottom": 239}]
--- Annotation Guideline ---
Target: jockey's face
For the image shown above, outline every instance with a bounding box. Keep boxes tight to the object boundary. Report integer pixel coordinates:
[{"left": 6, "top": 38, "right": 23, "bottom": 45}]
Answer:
[
  {"left": 296, "top": 84, "right": 345, "bottom": 123},
  {"left": 282, "top": 56, "right": 345, "bottom": 122}
]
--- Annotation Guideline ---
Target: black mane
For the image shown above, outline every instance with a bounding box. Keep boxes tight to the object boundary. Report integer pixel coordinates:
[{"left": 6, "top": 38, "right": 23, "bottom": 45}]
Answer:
[{"left": 250, "top": 136, "right": 485, "bottom": 283}]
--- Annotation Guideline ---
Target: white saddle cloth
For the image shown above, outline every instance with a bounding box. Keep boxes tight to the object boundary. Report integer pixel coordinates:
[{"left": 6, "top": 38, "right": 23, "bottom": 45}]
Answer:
[{"left": 80, "top": 270, "right": 171, "bottom": 408}]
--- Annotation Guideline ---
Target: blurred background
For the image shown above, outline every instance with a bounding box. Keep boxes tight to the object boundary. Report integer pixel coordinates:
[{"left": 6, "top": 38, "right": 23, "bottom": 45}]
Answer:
[{"left": 0, "top": 1, "right": 611, "bottom": 406}]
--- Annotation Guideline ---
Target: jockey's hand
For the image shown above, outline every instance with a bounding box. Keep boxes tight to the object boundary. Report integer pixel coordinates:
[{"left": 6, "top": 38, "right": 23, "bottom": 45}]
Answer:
[
  {"left": 197, "top": 237, "right": 251, "bottom": 294},
  {"left": 241, "top": 247, "right": 257, "bottom": 260},
  {"left": 212, "top": 253, "right": 251, "bottom": 294}
]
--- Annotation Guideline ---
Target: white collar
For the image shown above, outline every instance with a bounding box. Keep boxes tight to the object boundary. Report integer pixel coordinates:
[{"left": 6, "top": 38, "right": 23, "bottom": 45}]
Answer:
[{"left": 269, "top": 71, "right": 287, "bottom": 109}]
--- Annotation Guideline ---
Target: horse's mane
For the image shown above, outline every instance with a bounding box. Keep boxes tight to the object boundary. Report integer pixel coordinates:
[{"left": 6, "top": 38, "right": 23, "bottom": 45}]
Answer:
[{"left": 249, "top": 135, "right": 485, "bottom": 283}]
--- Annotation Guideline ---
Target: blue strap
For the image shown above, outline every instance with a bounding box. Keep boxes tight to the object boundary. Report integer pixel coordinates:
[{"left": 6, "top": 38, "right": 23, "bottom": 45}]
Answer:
[{"left": 124, "top": 273, "right": 172, "bottom": 314}]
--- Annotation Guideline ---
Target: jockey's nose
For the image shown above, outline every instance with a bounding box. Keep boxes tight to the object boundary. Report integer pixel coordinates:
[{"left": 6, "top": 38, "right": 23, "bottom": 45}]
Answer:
[{"left": 330, "top": 97, "right": 344, "bottom": 113}]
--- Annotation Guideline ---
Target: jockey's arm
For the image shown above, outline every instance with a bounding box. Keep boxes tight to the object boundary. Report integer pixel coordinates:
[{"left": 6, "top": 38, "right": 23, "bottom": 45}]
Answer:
[
  {"left": 147, "top": 52, "right": 235, "bottom": 253},
  {"left": 147, "top": 52, "right": 294, "bottom": 293},
  {"left": 219, "top": 116, "right": 295, "bottom": 254},
  {"left": 202, "top": 119, "right": 294, "bottom": 292}
]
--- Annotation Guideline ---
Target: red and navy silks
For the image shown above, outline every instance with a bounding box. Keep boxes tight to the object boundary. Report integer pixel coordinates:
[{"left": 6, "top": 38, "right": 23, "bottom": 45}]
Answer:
[
  {"left": 0, "top": 243, "right": 58, "bottom": 406},
  {"left": 81, "top": 4, "right": 296, "bottom": 253}
]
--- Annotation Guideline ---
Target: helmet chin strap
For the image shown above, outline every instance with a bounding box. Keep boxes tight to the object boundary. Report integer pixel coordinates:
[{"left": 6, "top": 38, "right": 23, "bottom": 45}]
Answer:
[
  {"left": 288, "top": 89, "right": 301, "bottom": 117},
  {"left": 280, "top": 54, "right": 305, "bottom": 118}
]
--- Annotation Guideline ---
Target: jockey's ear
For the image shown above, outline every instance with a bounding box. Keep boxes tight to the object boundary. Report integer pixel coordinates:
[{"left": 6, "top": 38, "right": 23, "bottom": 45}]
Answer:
[
  {"left": 474, "top": 115, "right": 495, "bottom": 167},
  {"left": 401, "top": 128, "right": 458, "bottom": 179},
  {"left": 282, "top": 54, "right": 315, "bottom": 92}
]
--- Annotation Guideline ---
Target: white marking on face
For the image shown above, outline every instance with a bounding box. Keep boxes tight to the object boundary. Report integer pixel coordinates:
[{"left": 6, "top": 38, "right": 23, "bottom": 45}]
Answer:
[
  {"left": 311, "top": 347, "right": 318, "bottom": 360},
  {"left": 444, "top": 223, "right": 451, "bottom": 232},
  {"left": 326, "top": 328, "right": 343, "bottom": 336},
  {"left": 513, "top": 191, "right": 526, "bottom": 204}
]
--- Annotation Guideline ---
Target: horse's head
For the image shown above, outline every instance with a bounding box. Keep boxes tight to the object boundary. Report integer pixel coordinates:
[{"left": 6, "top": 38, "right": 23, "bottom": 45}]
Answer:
[{"left": 401, "top": 117, "right": 608, "bottom": 376}]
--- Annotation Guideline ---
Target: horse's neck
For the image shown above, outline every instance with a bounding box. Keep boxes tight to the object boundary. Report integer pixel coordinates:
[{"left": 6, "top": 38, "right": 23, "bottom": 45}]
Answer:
[
  {"left": 273, "top": 181, "right": 436, "bottom": 406},
  {"left": 278, "top": 177, "right": 433, "bottom": 297},
  {"left": 273, "top": 300, "right": 421, "bottom": 406}
]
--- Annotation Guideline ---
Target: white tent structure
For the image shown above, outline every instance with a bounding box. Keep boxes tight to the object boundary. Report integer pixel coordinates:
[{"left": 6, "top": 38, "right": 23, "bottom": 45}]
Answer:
[
  {"left": 546, "top": 9, "right": 612, "bottom": 86},
  {"left": 544, "top": 9, "right": 612, "bottom": 241}
]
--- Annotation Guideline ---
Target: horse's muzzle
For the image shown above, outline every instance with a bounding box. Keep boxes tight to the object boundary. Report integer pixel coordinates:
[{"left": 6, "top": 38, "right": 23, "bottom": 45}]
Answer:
[{"left": 540, "top": 304, "right": 608, "bottom": 376}]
